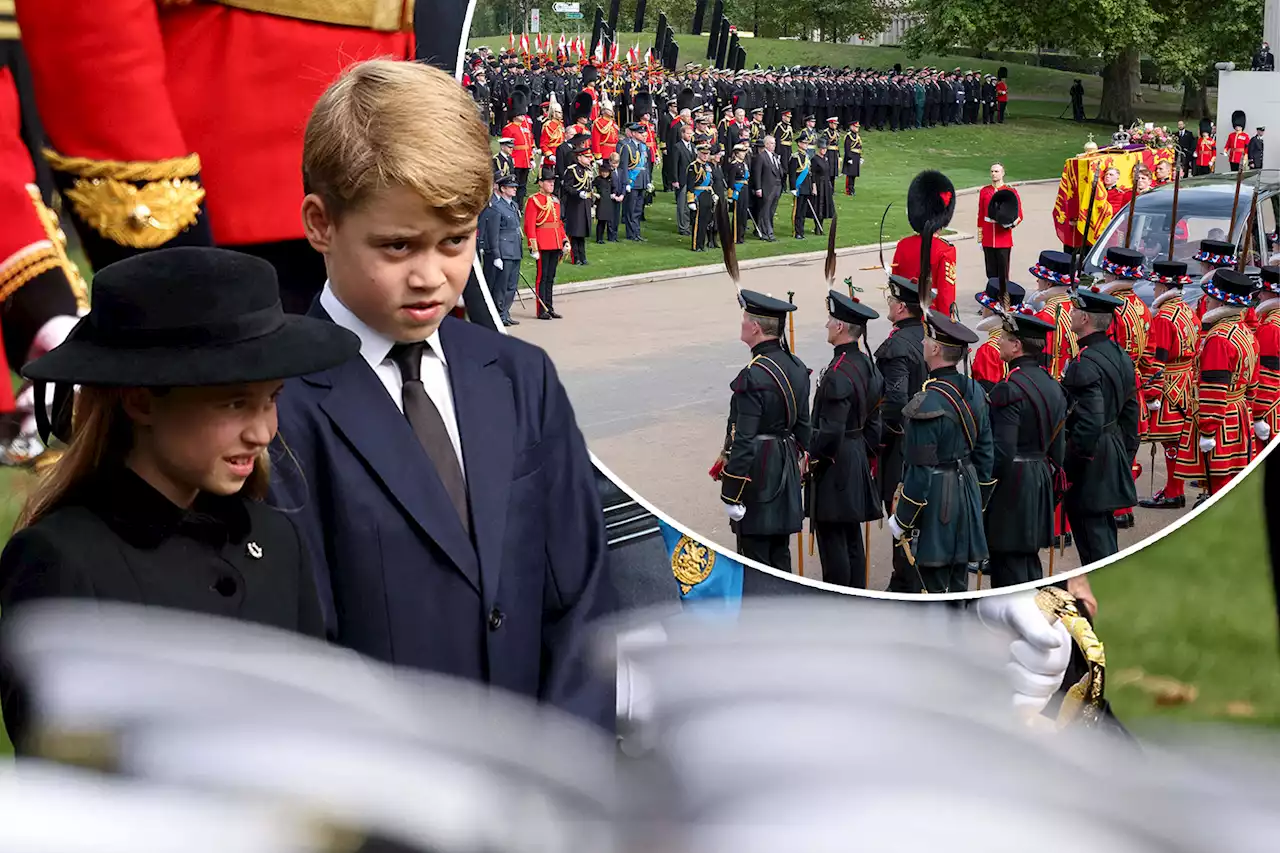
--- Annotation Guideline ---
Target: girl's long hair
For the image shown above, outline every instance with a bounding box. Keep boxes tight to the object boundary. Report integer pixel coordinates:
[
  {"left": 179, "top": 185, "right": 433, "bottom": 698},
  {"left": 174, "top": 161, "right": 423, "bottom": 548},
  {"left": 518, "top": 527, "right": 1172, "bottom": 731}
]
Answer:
[{"left": 14, "top": 387, "right": 271, "bottom": 532}]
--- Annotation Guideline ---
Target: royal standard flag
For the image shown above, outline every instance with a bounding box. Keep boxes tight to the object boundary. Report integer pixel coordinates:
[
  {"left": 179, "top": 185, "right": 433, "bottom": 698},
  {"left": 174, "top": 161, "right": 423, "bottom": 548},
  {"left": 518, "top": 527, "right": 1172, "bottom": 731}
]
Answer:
[
  {"left": 660, "top": 520, "right": 743, "bottom": 612},
  {"left": 1052, "top": 147, "right": 1173, "bottom": 249}
]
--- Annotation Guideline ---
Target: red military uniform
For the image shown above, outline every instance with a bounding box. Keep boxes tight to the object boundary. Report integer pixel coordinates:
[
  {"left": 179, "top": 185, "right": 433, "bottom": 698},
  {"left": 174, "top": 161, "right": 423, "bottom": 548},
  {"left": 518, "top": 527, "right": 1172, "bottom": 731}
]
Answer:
[
  {"left": 1104, "top": 282, "right": 1153, "bottom": 432},
  {"left": 1252, "top": 301, "right": 1280, "bottom": 442},
  {"left": 1195, "top": 136, "right": 1217, "bottom": 170},
  {"left": 641, "top": 117, "right": 658, "bottom": 163},
  {"left": 540, "top": 116, "right": 565, "bottom": 163},
  {"left": 590, "top": 114, "right": 618, "bottom": 161},
  {"left": 1226, "top": 130, "right": 1249, "bottom": 167},
  {"left": 502, "top": 117, "right": 536, "bottom": 169},
  {"left": 1173, "top": 308, "right": 1258, "bottom": 491},
  {"left": 890, "top": 235, "right": 957, "bottom": 318},
  {"left": 1033, "top": 290, "right": 1077, "bottom": 381},
  {"left": 1138, "top": 280, "right": 1199, "bottom": 504},
  {"left": 524, "top": 188, "right": 567, "bottom": 319},
  {"left": 0, "top": 27, "right": 88, "bottom": 426},
  {"left": 977, "top": 183, "right": 1020, "bottom": 249},
  {"left": 16, "top": 0, "right": 415, "bottom": 314},
  {"left": 971, "top": 325, "right": 1006, "bottom": 388}
]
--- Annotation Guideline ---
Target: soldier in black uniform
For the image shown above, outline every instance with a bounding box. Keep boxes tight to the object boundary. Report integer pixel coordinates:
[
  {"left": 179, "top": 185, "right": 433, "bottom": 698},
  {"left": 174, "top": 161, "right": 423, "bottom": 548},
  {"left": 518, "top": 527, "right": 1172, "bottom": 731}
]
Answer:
[
  {"left": 1061, "top": 286, "right": 1141, "bottom": 567},
  {"left": 492, "top": 136, "right": 515, "bottom": 182},
  {"left": 808, "top": 289, "right": 884, "bottom": 588},
  {"left": 715, "top": 290, "right": 812, "bottom": 572},
  {"left": 787, "top": 136, "right": 815, "bottom": 239},
  {"left": 686, "top": 142, "right": 715, "bottom": 252},
  {"left": 886, "top": 311, "right": 994, "bottom": 594},
  {"left": 560, "top": 142, "right": 595, "bottom": 266},
  {"left": 984, "top": 307, "right": 1069, "bottom": 588},
  {"left": 875, "top": 275, "right": 929, "bottom": 516},
  {"left": 774, "top": 108, "right": 795, "bottom": 165}
]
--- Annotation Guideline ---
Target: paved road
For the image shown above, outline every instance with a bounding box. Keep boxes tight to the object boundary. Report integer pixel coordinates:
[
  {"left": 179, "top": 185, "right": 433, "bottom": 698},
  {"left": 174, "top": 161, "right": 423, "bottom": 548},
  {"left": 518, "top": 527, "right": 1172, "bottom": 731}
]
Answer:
[{"left": 512, "top": 182, "right": 1194, "bottom": 589}]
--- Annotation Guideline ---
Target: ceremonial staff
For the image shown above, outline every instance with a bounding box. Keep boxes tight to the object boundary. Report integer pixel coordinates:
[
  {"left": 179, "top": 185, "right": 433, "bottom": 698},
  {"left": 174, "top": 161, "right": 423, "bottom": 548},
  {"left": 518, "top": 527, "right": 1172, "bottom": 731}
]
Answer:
[
  {"left": 786, "top": 285, "right": 804, "bottom": 576},
  {"left": 1228, "top": 155, "right": 1247, "bottom": 237},
  {"left": 1123, "top": 161, "right": 1140, "bottom": 248},
  {"left": 1074, "top": 157, "right": 1105, "bottom": 281}
]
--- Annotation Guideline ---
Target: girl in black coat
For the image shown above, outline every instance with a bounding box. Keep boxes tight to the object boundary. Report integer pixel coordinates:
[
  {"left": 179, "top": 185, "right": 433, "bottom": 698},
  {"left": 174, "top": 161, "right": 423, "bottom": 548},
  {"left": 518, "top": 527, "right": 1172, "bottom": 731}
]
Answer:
[{"left": 0, "top": 247, "right": 359, "bottom": 750}]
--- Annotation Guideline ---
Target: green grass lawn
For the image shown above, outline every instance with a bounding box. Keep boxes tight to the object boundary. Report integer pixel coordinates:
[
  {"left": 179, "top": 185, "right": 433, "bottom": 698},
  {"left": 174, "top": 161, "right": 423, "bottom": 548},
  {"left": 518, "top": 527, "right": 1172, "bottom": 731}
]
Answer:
[
  {"left": 498, "top": 99, "right": 1098, "bottom": 287},
  {"left": 1091, "top": 469, "right": 1280, "bottom": 729}
]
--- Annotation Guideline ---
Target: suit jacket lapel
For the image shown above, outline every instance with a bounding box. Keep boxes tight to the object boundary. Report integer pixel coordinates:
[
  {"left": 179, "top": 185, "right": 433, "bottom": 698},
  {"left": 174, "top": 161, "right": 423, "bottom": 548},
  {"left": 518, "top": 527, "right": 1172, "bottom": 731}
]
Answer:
[
  {"left": 305, "top": 303, "right": 481, "bottom": 593},
  {"left": 440, "top": 319, "right": 513, "bottom": 607}
]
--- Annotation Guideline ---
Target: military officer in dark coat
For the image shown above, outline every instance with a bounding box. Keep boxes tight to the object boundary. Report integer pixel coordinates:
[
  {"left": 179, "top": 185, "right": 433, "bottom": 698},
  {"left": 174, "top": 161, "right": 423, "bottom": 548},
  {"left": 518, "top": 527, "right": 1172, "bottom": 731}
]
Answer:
[
  {"left": 1061, "top": 286, "right": 1141, "bottom": 567},
  {"left": 810, "top": 137, "right": 835, "bottom": 228},
  {"left": 875, "top": 275, "right": 929, "bottom": 516},
  {"left": 886, "top": 312, "right": 994, "bottom": 594},
  {"left": 807, "top": 289, "right": 884, "bottom": 588},
  {"left": 715, "top": 290, "right": 812, "bottom": 572},
  {"left": 984, "top": 307, "right": 1069, "bottom": 588},
  {"left": 492, "top": 135, "right": 515, "bottom": 181},
  {"left": 560, "top": 141, "right": 595, "bottom": 265}
]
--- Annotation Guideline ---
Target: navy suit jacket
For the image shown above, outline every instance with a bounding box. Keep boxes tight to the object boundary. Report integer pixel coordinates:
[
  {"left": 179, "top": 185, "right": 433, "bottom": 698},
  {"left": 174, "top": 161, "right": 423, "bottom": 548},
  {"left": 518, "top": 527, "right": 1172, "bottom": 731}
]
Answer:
[{"left": 269, "top": 306, "right": 616, "bottom": 732}]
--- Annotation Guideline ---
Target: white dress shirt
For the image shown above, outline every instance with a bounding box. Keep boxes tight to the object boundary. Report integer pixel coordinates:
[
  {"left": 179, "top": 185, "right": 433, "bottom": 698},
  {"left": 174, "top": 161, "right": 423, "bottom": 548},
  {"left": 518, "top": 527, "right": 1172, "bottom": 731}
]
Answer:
[{"left": 320, "top": 283, "right": 466, "bottom": 481}]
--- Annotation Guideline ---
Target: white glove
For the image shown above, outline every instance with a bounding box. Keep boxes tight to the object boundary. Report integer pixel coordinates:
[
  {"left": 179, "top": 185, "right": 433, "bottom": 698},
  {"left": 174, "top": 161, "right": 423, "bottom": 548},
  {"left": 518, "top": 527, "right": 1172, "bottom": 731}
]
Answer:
[
  {"left": 886, "top": 514, "right": 906, "bottom": 541},
  {"left": 1198, "top": 435, "right": 1216, "bottom": 454},
  {"left": 725, "top": 503, "right": 746, "bottom": 522},
  {"left": 1255, "top": 420, "right": 1271, "bottom": 441},
  {"left": 976, "top": 592, "right": 1073, "bottom": 717},
  {"left": 614, "top": 622, "right": 668, "bottom": 754},
  {"left": 755, "top": 189, "right": 762, "bottom": 196},
  {"left": 579, "top": 191, "right": 589, "bottom": 199},
  {"left": 626, "top": 184, "right": 633, "bottom": 193},
  {"left": 493, "top": 258, "right": 504, "bottom": 270},
  {"left": 530, "top": 249, "right": 540, "bottom": 260},
  {"left": 1146, "top": 398, "right": 1161, "bottom": 411},
  {"left": 689, "top": 202, "right": 698, "bottom": 210},
  {"left": 791, "top": 189, "right": 798, "bottom": 196}
]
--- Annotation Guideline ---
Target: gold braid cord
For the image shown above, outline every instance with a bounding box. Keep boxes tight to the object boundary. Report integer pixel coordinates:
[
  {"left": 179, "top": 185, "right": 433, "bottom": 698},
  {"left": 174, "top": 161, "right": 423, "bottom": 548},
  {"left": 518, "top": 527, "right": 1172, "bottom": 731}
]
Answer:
[
  {"left": 1034, "top": 586, "right": 1107, "bottom": 729},
  {"left": 0, "top": 186, "right": 90, "bottom": 311},
  {"left": 43, "top": 148, "right": 205, "bottom": 250}
]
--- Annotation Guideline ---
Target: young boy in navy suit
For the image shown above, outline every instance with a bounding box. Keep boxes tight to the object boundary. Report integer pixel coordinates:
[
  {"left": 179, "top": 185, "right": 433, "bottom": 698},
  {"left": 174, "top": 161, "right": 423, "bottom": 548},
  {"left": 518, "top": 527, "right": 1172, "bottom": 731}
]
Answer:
[{"left": 271, "top": 59, "right": 616, "bottom": 731}]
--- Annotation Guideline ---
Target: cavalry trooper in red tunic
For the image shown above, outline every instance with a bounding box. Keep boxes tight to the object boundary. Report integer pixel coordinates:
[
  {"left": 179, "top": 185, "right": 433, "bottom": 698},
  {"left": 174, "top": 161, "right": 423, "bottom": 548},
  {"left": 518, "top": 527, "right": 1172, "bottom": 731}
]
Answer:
[
  {"left": 16, "top": 0, "right": 429, "bottom": 315},
  {"left": 1098, "top": 246, "right": 1152, "bottom": 530},
  {"left": 523, "top": 165, "right": 569, "bottom": 320},
  {"left": 972, "top": 278, "right": 1026, "bottom": 392},
  {"left": 0, "top": 16, "right": 88, "bottom": 464},
  {"left": 1138, "top": 259, "right": 1200, "bottom": 510},
  {"left": 1173, "top": 269, "right": 1260, "bottom": 500},
  {"left": 1250, "top": 266, "right": 1280, "bottom": 450}
]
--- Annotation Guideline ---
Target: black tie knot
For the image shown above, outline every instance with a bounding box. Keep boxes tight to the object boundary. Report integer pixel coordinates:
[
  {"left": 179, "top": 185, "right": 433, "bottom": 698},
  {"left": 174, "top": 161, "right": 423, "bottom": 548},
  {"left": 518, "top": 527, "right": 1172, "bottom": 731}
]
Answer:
[{"left": 389, "top": 341, "right": 427, "bottom": 383}]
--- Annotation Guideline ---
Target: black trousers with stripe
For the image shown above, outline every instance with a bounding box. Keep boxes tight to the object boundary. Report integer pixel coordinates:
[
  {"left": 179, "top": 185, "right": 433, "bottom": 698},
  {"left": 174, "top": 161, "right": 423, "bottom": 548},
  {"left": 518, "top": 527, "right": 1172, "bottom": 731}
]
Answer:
[{"left": 534, "top": 249, "right": 560, "bottom": 315}]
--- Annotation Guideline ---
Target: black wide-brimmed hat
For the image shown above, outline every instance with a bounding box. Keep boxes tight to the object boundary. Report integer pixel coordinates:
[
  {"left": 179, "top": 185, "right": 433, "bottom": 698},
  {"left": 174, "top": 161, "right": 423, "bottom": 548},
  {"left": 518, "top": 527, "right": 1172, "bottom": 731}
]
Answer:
[
  {"left": 1194, "top": 238, "right": 1237, "bottom": 267},
  {"left": 1028, "top": 250, "right": 1077, "bottom": 285},
  {"left": 827, "top": 289, "right": 878, "bottom": 325},
  {"left": 1101, "top": 246, "right": 1146, "bottom": 279},
  {"left": 24, "top": 248, "right": 360, "bottom": 389},
  {"left": 1203, "top": 268, "right": 1256, "bottom": 306},
  {"left": 1149, "top": 259, "right": 1193, "bottom": 286},
  {"left": 1259, "top": 266, "right": 1280, "bottom": 295},
  {"left": 975, "top": 278, "right": 1025, "bottom": 309}
]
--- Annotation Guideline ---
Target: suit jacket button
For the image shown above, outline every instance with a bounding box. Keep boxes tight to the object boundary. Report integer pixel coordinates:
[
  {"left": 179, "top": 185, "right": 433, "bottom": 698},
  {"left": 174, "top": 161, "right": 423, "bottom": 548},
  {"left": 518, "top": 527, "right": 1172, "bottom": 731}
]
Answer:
[{"left": 488, "top": 608, "right": 504, "bottom": 631}]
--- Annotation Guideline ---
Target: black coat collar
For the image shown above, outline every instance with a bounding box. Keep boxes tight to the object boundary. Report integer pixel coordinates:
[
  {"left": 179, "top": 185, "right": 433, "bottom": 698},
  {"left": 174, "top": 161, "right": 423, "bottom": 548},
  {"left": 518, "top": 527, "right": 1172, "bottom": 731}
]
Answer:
[
  {"left": 751, "top": 338, "right": 785, "bottom": 358},
  {"left": 1078, "top": 331, "right": 1109, "bottom": 349},
  {"left": 74, "top": 465, "right": 252, "bottom": 550}
]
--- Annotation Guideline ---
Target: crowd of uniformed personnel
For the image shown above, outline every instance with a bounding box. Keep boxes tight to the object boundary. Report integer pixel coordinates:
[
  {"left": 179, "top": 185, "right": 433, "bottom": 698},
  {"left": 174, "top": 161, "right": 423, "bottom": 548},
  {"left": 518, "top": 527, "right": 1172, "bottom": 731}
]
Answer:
[
  {"left": 709, "top": 168, "right": 1278, "bottom": 594},
  {"left": 466, "top": 48, "right": 1013, "bottom": 310}
]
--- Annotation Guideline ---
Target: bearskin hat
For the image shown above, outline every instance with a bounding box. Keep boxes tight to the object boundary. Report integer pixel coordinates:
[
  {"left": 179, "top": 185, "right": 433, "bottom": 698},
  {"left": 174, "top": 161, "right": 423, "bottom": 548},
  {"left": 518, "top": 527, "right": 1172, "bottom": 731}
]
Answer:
[
  {"left": 508, "top": 88, "right": 529, "bottom": 116},
  {"left": 677, "top": 86, "right": 698, "bottom": 113},
  {"left": 580, "top": 63, "right": 599, "bottom": 86},
  {"left": 573, "top": 91, "right": 595, "bottom": 124},
  {"left": 633, "top": 91, "right": 654, "bottom": 120},
  {"left": 1199, "top": 117, "right": 1214, "bottom": 136},
  {"left": 987, "top": 188, "right": 1019, "bottom": 229},
  {"left": 1232, "top": 109, "right": 1247, "bottom": 129},
  {"left": 907, "top": 170, "right": 956, "bottom": 236}
]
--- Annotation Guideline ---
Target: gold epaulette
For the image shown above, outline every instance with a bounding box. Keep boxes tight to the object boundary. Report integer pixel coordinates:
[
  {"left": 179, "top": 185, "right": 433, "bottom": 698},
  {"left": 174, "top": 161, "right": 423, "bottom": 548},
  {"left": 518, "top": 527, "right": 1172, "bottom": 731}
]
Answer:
[{"left": 44, "top": 149, "right": 205, "bottom": 251}]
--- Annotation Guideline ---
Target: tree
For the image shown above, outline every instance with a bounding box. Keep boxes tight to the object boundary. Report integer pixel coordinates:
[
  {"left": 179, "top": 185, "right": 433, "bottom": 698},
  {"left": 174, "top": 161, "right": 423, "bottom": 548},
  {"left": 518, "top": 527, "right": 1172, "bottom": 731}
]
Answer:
[
  {"left": 902, "top": 0, "right": 1160, "bottom": 125},
  {"left": 1149, "top": 0, "right": 1262, "bottom": 118}
]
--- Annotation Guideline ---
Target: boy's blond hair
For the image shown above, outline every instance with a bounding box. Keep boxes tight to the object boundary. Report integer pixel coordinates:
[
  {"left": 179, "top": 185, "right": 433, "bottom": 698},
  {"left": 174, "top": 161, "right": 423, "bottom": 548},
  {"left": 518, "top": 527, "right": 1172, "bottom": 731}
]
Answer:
[{"left": 303, "top": 59, "right": 491, "bottom": 225}]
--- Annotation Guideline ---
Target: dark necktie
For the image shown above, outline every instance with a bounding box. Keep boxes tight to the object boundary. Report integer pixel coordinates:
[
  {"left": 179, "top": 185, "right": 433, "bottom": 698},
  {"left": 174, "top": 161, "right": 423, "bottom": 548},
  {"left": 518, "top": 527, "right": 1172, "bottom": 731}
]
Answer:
[{"left": 389, "top": 342, "right": 469, "bottom": 533}]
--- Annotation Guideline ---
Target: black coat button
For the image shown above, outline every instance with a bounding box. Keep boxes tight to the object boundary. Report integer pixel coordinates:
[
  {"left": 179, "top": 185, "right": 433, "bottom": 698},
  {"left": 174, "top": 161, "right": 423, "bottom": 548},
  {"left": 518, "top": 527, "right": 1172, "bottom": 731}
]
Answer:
[
  {"left": 213, "top": 576, "right": 238, "bottom": 597},
  {"left": 487, "top": 608, "right": 504, "bottom": 631}
]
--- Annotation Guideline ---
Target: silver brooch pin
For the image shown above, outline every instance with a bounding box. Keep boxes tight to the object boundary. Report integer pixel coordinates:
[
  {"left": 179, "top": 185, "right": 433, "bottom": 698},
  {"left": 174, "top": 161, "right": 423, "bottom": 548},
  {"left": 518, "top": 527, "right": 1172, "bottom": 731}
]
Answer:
[{"left": 247, "top": 542, "right": 263, "bottom": 560}]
